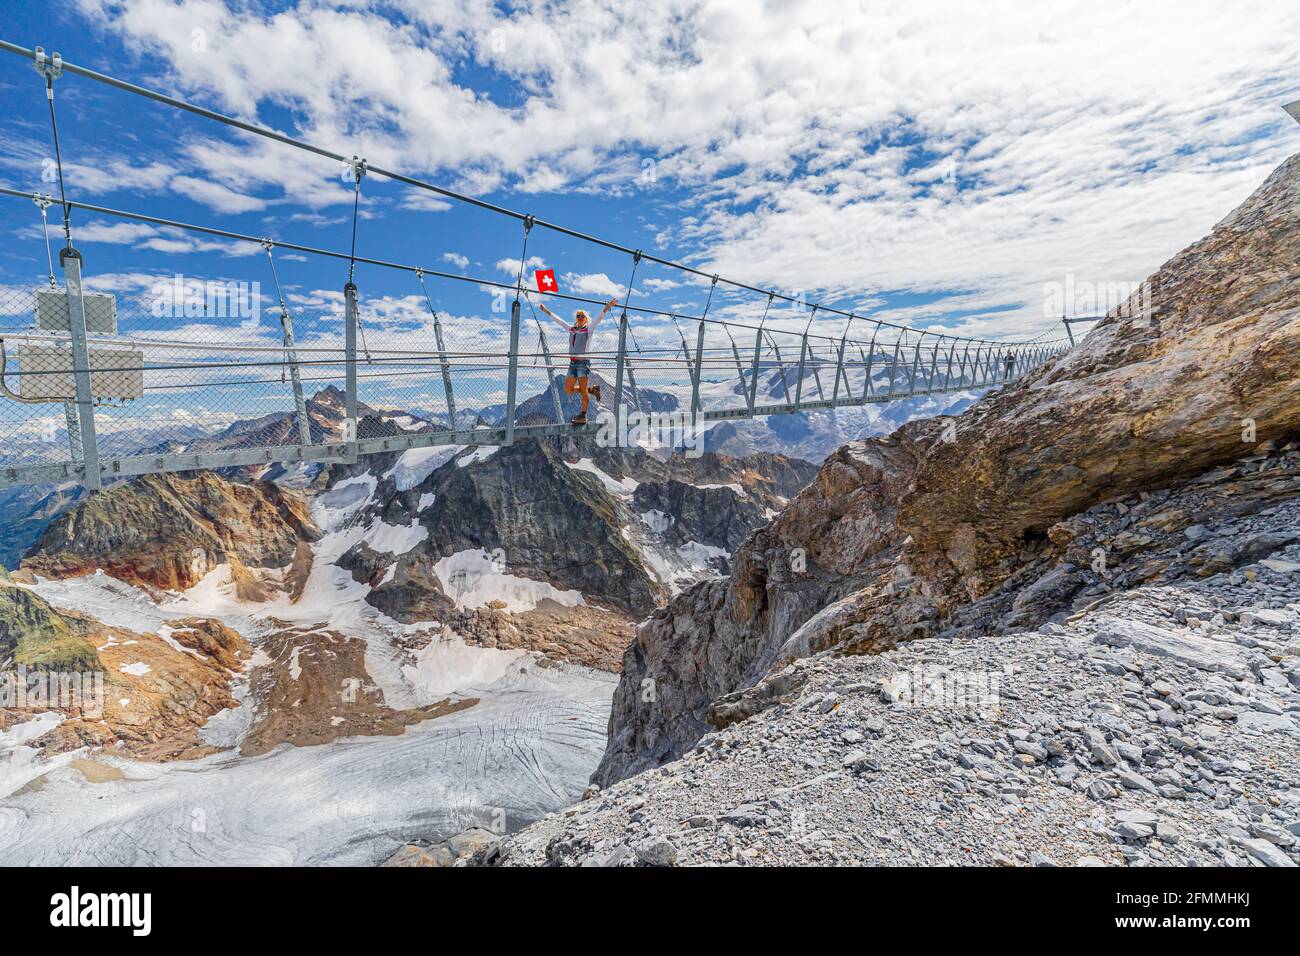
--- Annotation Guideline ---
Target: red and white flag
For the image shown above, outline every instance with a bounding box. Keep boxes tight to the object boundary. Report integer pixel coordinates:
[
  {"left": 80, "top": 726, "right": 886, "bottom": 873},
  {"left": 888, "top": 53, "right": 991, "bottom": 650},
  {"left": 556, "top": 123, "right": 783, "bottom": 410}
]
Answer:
[{"left": 534, "top": 269, "right": 558, "bottom": 294}]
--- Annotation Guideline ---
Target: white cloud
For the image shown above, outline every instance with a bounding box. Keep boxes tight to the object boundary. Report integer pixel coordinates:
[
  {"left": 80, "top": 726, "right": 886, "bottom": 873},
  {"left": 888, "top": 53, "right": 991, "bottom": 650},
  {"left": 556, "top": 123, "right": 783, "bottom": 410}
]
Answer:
[
  {"left": 19, "top": 219, "right": 156, "bottom": 245},
  {"left": 171, "top": 175, "right": 269, "bottom": 214},
  {"left": 69, "top": 0, "right": 1300, "bottom": 340},
  {"left": 495, "top": 255, "right": 547, "bottom": 277},
  {"left": 563, "top": 272, "right": 622, "bottom": 298},
  {"left": 402, "top": 192, "right": 453, "bottom": 212},
  {"left": 441, "top": 252, "right": 469, "bottom": 270}
]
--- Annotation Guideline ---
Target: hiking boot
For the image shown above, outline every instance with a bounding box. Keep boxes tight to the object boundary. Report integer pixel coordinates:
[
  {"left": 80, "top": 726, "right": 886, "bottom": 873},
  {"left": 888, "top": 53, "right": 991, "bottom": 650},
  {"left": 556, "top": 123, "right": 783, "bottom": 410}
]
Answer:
[{"left": 570, "top": 414, "right": 587, "bottom": 426}]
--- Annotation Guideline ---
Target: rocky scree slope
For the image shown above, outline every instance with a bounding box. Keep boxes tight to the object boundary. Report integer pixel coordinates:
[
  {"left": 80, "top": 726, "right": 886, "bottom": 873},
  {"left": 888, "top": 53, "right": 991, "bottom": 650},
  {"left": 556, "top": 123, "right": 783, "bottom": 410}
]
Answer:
[
  {"left": 481, "top": 520, "right": 1300, "bottom": 867},
  {"left": 594, "top": 152, "right": 1300, "bottom": 787}
]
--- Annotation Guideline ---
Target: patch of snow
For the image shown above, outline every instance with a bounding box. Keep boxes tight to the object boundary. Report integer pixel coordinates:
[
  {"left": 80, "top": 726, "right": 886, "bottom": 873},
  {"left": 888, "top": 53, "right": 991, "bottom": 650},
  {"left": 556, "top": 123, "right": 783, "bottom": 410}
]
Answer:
[
  {"left": 162, "top": 564, "right": 241, "bottom": 618},
  {"left": 0, "top": 663, "right": 616, "bottom": 864},
  {"left": 0, "top": 713, "right": 73, "bottom": 799},
  {"left": 333, "top": 474, "right": 374, "bottom": 494},
  {"left": 417, "top": 492, "right": 436, "bottom": 513},
  {"left": 27, "top": 571, "right": 258, "bottom": 644},
  {"left": 676, "top": 541, "right": 729, "bottom": 570},
  {"left": 566, "top": 458, "right": 638, "bottom": 494},
  {"left": 119, "top": 662, "right": 151, "bottom": 677},
  {"left": 455, "top": 446, "right": 498, "bottom": 468},
  {"left": 433, "top": 549, "right": 585, "bottom": 613},
  {"left": 401, "top": 631, "right": 528, "bottom": 697},
  {"left": 622, "top": 527, "right": 675, "bottom": 587},
  {"left": 157, "top": 624, "right": 204, "bottom": 661},
  {"left": 288, "top": 646, "right": 302, "bottom": 681},
  {"left": 697, "top": 482, "right": 746, "bottom": 496},
  {"left": 386, "top": 446, "right": 461, "bottom": 491},
  {"left": 385, "top": 414, "right": 425, "bottom": 432},
  {"left": 313, "top": 474, "right": 376, "bottom": 530},
  {"left": 365, "top": 517, "right": 428, "bottom": 556},
  {"left": 640, "top": 509, "right": 673, "bottom": 534}
]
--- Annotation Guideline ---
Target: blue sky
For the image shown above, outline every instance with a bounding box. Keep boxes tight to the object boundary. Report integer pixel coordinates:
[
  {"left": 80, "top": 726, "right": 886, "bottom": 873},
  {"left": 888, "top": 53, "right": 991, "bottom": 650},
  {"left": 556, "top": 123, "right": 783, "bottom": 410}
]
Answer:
[{"left": 1, "top": 1, "right": 1298, "bottom": 432}]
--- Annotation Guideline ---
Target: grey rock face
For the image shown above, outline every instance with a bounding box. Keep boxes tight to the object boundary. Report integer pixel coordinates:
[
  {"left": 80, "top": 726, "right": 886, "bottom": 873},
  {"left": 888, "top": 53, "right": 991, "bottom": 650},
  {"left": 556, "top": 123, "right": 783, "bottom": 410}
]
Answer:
[
  {"left": 590, "top": 151, "right": 1300, "bottom": 789},
  {"left": 631, "top": 480, "right": 768, "bottom": 554},
  {"left": 593, "top": 436, "right": 923, "bottom": 785},
  {"left": 482, "top": 543, "right": 1300, "bottom": 867}
]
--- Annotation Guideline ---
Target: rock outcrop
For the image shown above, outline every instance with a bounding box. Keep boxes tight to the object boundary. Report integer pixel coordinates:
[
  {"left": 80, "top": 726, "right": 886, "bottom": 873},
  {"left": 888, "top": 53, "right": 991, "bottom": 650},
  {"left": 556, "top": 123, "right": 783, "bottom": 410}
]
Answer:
[
  {"left": 22, "top": 471, "right": 320, "bottom": 596},
  {"left": 593, "top": 152, "right": 1300, "bottom": 787},
  {"left": 0, "top": 574, "right": 100, "bottom": 671},
  {"left": 483, "top": 519, "right": 1300, "bottom": 867},
  {"left": 240, "top": 625, "right": 476, "bottom": 757},
  {"left": 0, "top": 575, "right": 253, "bottom": 760},
  {"left": 345, "top": 438, "right": 817, "bottom": 623}
]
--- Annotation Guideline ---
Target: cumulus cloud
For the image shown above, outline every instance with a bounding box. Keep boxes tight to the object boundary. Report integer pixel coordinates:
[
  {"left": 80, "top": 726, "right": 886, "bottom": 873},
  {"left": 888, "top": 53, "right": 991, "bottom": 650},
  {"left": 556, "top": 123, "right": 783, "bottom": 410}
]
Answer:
[
  {"left": 67, "top": 0, "right": 1300, "bottom": 339},
  {"left": 562, "top": 272, "right": 622, "bottom": 298},
  {"left": 495, "top": 255, "right": 547, "bottom": 277}
]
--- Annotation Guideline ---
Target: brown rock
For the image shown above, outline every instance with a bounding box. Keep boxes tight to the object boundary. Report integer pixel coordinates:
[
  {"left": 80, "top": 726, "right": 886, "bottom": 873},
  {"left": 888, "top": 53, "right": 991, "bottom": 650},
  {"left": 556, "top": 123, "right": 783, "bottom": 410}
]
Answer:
[
  {"left": 21, "top": 472, "right": 320, "bottom": 595},
  {"left": 593, "top": 151, "right": 1300, "bottom": 787}
]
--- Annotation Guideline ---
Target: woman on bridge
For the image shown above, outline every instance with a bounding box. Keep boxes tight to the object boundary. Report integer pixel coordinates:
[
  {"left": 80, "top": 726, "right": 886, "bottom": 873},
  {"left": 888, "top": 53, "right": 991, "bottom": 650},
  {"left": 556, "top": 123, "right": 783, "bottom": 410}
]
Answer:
[{"left": 539, "top": 297, "right": 619, "bottom": 426}]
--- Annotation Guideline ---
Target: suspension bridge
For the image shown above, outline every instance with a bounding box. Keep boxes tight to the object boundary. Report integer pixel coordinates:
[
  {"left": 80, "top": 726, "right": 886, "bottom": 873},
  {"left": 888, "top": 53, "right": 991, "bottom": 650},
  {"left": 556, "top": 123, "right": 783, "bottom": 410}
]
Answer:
[{"left": 0, "top": 40, "right": 1076, "bottom": 492}]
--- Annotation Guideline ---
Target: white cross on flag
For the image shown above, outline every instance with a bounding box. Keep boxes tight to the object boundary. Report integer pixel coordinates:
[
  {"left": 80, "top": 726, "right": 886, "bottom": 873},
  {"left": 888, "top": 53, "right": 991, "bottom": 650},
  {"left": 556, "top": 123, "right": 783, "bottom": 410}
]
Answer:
[{"left": 534, "top": 269, "right": 558, "bottom": 293}]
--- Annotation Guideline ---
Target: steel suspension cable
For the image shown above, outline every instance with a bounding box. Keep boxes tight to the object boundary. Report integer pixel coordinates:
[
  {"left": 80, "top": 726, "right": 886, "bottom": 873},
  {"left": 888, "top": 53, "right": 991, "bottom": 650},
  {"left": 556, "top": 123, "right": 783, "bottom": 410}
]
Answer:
[
  {"left": 0, "top": 41, "right": 1066, "bottom": 349},
  {"left": 34, "top": 195, "right": 57, "bottom": 289},
  {"left": 39, "top": 64, "right": 73, "bottom": 248}
]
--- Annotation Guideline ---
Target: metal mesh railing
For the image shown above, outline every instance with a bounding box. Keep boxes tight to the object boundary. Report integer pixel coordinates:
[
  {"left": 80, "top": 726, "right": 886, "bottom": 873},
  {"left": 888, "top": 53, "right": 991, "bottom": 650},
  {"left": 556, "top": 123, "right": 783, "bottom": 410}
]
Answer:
[
  {"left": 0, "top": 249, "right": 1066, "bottom": 490},
  {"left": 0, "top": 39, "right": 1074, "bottom": 489}
]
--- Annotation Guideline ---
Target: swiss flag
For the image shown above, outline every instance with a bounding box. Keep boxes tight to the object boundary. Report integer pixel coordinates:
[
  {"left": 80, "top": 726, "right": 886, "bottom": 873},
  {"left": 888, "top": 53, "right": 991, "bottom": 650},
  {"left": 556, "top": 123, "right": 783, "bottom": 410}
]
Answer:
[{"left": 534, "top": 269, "right": 558, "bottom": 294}]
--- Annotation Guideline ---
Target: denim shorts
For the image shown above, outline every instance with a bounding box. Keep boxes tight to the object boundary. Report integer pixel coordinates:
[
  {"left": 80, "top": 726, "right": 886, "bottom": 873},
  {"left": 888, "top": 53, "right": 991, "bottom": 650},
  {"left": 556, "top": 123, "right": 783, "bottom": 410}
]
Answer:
[{"left": 567, "top": 359, "right": 591, "bottom": 379}]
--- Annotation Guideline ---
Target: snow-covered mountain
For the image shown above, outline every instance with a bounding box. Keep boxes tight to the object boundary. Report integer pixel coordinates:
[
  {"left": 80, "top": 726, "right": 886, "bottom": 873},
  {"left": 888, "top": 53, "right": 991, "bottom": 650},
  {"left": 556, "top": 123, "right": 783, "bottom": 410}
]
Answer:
[{"left": 0, "top": 405, "right": 814, "bottom": 863}]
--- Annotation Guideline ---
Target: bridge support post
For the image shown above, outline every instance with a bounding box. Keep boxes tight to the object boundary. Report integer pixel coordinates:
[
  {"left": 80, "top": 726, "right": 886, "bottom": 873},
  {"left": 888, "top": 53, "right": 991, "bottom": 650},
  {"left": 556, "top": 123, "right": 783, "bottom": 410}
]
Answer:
[
  {"left": 690, "top": 320, "right": 706, "bottom": 433},
  {"left": 861, "top": 327, "right": 879, "bottom": 402},
  {"left": 433, "top": 310, "right": 457, "bottom": 428},
  {"left": 907, "top": 334, "right": 925, "bottom": 397},
  {"left": 343, "top": 281, "right": 359, "bottom": 463},
  {"left": 725, "top": 331, "right": 747, "bottom": 396},
  {"left": 940, "top": 338, "right": 958, "bottom": 391},
  {"left": 746, "top": 328, "right": 762, "bottom": 416},
  {"left": 279, "top": 307, "right": 311, "bottom": 445},
  {"left": 63, "top": 401, "right": 83, "bottom": 463},
  {"left": 794, "top": 334, "right": 808, "bottom": 409},
  {"left": 831, "top": 336, "right": 847, "bottom": 405},
  {"left": 612, "top": 311, "right": 628, "bottom": 446},
  {"left": 925, "top": 335, "right": 943, "bottom": 393},
  {"left": 887, "top": 338, "right": 903, "bottom": 397},
  {"left": 505, "top": 297, "right": 521, "bottom": 445},
  {"left": 60, "top": 247, "right": 100, "bottom": 490},
  {"left": 624, "top": 361, "right": 643, "bottom": 416},
  {"left": 536, "top": 326, "right": 564, "bottom": 423}
]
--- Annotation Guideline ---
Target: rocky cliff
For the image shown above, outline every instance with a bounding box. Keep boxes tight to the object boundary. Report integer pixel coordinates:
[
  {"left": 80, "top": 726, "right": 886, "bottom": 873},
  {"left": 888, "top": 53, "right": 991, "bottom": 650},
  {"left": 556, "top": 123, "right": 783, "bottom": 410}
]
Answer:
[
  {"left": 22, "top": 471, "right": 320, "bottom": 597},
  {"left": 593, "top": 152, "right": 1300, "bottom": 787},
  {"left": 0, "top": 574, "right": 253, "bottom": 760},
  {"left": 341, "top": 438, "right": 816, "bottom": 623}
]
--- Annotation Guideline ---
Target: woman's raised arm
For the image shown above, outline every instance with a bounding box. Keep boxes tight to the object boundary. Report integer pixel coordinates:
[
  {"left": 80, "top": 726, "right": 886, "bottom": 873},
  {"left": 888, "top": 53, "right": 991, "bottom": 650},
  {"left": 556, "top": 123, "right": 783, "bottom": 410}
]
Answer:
[{"left": 538, "top": 301, "right": 571, "bottom": 331}]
